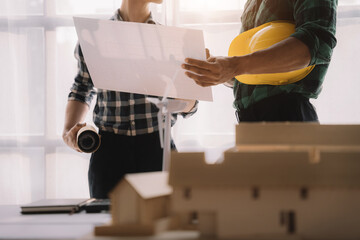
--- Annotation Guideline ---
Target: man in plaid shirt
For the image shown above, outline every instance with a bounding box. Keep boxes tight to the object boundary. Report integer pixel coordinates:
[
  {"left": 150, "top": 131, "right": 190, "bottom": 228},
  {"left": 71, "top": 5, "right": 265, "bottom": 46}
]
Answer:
[
  {"left": 182, "top": 0, "right": 337, "bottom": 122},
  {"left": 62, "top": 0, "right": 197, "bottom": 198}
]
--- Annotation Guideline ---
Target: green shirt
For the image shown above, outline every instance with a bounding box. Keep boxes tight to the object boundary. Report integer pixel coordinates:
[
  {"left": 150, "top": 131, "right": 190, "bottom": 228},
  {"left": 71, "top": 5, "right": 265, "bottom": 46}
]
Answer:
[{"left": 234, "top": 0, "right": 338, "bottom": 110}]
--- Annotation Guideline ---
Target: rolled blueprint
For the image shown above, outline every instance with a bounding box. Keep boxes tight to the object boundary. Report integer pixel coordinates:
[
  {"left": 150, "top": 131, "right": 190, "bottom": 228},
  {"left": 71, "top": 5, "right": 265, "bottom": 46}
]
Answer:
[{"left": 77, "top": 125, "right": 101, "bottom": 153}]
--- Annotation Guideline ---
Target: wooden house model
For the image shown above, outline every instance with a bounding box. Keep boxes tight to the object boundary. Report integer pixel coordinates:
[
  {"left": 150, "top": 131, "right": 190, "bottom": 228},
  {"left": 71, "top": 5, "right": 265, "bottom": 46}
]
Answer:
[
  {"left": 94, "top": 171, "right": 172, "bottom": 236},
  {"left": 169, "top": 123, "right": 360, "bottom": 240},
  {"left": 95, "top": 123, "right": 360, "bottom": 239}
]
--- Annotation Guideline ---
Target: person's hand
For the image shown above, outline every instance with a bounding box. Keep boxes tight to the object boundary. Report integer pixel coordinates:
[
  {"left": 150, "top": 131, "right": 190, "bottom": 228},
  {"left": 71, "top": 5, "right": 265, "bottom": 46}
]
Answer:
[
  {"left": 62, "top": 123, "right": 86, "bottom": 152},
  {"left": 182, "top": 48, "right": 238, "bottom": 87}
]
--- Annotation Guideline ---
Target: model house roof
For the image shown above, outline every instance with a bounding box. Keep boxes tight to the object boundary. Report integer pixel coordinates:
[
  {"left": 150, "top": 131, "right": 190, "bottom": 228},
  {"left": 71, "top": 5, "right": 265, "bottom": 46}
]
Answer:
[
  {"left": 169, "top": 123, "right": 360, "bottom": 189},
  {"left": 124, "top": 171, "right": 172, "bottom": 199},
  {"left": 235, "top": 122, "right": 360, "bottom": 146}
]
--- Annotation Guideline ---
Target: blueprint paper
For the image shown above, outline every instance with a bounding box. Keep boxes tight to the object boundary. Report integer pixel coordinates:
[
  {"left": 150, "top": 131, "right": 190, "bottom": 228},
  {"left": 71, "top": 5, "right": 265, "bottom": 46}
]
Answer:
[{"left": 73, "top": 17, "right": 213, "bottom": 101}]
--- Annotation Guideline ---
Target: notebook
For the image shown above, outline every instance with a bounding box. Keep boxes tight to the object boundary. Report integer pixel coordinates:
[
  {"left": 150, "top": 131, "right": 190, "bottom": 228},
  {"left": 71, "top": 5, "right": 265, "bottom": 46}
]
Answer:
[{"left": 20, "top": 198, "right": 95, "bottom": 214}]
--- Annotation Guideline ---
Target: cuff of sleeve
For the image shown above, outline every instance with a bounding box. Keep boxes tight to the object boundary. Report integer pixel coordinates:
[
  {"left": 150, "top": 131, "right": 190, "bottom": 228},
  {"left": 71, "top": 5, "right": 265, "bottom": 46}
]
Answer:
[{"left": 68, "top": 92, "right": 92, "bottom": 107}]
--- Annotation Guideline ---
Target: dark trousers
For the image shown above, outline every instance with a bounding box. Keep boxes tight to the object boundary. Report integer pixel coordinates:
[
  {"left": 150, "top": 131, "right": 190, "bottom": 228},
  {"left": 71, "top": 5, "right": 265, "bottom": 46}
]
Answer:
[
  {"left": 236, "top": 93, "right": 319, "bottom": 122},
  {"left": 88, "top": 131, "right": 174, "bottom": 198}
]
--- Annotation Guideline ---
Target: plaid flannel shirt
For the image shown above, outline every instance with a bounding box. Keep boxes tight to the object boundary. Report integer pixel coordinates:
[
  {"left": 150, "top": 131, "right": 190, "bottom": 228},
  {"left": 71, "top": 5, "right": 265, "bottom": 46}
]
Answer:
[
  {"left": 68, "top": 10, "right": 198, "bottom": 136},
  {"left": 233, "top": 0, "right": 338, "bottom": 110}
]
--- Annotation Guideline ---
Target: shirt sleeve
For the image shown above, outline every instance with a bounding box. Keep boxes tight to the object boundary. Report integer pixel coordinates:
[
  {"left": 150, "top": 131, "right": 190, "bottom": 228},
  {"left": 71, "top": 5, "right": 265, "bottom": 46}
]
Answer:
[
  {"left": 291, "top": 0, "right": 338, "bottom": 66},
  {"left": 68, "top": 43, "right": 97, "bottom": 106}
]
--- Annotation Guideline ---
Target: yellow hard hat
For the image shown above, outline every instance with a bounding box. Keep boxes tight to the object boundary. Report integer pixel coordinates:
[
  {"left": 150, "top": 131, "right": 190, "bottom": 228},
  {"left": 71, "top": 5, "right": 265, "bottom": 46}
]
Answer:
[{"left": 228, "top": 21, "right": 315, "bottom": 85}]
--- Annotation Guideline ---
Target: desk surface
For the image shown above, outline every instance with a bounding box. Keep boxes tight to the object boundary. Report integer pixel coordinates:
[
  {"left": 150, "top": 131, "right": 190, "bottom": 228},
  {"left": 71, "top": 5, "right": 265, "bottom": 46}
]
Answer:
[
  {"left": 0, "top": 205, "right": 199, "bottom": 240},
  {"left": 0, "top": 205, "right": 111, "bottom": 240}
]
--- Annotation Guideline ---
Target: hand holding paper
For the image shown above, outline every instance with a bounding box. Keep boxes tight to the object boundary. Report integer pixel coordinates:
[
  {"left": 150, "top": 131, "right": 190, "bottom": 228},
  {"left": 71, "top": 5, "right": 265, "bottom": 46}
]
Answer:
[{"left": 182, "top": 48, "right": 237, "bottom": 87}]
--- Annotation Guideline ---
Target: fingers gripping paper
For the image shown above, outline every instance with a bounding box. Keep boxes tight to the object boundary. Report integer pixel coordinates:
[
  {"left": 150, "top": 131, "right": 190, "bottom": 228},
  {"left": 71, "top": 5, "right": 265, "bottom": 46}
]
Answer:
[{"left": 73, "top": 17, "right": 213, "bottom": 101}]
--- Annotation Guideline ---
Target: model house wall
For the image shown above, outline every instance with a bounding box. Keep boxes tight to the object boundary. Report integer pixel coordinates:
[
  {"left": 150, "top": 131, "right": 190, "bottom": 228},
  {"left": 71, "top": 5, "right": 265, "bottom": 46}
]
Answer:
[
  {"left": 170, "top": 151, "right": 360, "bottom": 239},
  {"left": 169, "top": 123, "right": 360, "bottom": 240}
]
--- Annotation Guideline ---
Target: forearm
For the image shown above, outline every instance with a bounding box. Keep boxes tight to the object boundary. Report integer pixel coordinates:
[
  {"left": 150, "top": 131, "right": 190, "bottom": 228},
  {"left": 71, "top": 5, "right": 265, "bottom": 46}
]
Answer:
[
  {"left": 182, "top": 37, "right": 311, "bottom": 87},
  {"left": 63, "top": 100, "right": 89, "bottom": 134},
  {"left": 234, "top": 37, "right": 311, "bottom": 75}
]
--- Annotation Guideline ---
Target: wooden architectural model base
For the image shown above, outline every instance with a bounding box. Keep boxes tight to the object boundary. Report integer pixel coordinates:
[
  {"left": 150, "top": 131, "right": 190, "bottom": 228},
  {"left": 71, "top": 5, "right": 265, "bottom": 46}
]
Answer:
[{"left": 95, "top": 223, "right": 154, "bottom": 236}]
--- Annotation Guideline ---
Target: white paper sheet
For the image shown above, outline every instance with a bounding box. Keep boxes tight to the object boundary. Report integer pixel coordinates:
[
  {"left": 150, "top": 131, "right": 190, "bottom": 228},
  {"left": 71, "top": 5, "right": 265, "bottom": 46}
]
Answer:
[{"left": 73, "top": 17, "right": 213, "bottom": 101}]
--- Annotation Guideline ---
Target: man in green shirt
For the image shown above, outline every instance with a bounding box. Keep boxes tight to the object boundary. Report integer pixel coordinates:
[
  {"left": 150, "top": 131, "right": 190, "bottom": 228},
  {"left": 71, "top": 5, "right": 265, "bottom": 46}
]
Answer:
[{"left": 182, "top": 0, "right": 338, "bottom": 122}]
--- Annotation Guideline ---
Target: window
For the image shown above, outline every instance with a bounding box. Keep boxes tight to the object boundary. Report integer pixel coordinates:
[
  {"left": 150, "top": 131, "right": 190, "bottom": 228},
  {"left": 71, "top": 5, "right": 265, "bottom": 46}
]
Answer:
[
  {"left": 0, "top": 0, "right": 125, "bottom": 204},
  {"left": 1, "top": 0, "right": 360, "bottom": 204}
]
